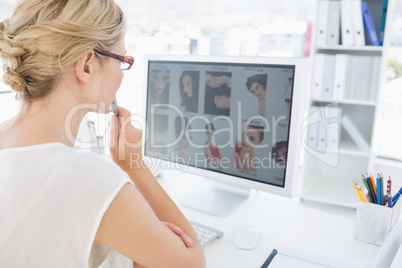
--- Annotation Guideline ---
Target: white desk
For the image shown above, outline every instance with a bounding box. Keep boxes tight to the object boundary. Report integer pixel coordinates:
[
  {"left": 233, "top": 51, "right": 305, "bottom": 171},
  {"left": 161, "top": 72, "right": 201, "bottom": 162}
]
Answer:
[{"left": 158, "top": 170, "right": 399, "bottom": 268}]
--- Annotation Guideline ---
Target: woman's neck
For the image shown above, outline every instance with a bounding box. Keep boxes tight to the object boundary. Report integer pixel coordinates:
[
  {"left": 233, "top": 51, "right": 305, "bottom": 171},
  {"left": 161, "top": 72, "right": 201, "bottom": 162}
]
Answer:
[{"left": 0, "top": 91, "right": 87, "bottom": 150}]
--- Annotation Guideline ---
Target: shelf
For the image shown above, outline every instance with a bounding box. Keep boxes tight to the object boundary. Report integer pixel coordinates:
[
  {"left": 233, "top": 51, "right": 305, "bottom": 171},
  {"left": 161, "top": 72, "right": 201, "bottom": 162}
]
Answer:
[
  {"left": 307, "top": 147, "right": 370, "bottom": 157},
  {"left": 311, "top": 98, "right": 377, "bottom": 106},
  {"left": 301, "top": 151, "right": 370, "bottom": 208},
  {"left": 316, "top": 46, "right": 383, "bottom": 55},
  {"left": 302, "top": 0, "right": 402, "bottom": 209},
  {"left": 374, "top": 156, "right": 402, "bottom": 168},
  {"left": 299, "top": 174, "right": 359, "bottom": 209},
  {"left": 338, "top": 149, "right": 370, "bottom": 157}
]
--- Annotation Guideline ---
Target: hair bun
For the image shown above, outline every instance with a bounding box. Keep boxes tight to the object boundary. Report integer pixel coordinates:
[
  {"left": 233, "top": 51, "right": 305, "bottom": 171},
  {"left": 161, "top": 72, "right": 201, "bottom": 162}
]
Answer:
[
  {"left": 1, "top": 0, "right": 126, "bottom": 101},
  {"left": 1, "top": 19, "right": 28, "bottom": 94},
  {"left": 0, "top": 20, "right": 8, "bottom": 55},
  {"left": 3, "top": 67, "right": 26, "bottom": 93},
  {"left": 0, "top": 19, "right": 7, "bottom": 33},
  {"left": 0, "top": 21, "right": 5, "bottom": 33},
  {"left": 1, "top": 18, "right": 26, "bottom": 57}
]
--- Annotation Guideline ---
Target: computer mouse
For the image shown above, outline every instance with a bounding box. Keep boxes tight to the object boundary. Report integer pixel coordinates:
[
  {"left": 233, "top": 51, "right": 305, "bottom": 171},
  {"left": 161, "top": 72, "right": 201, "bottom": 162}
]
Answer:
[{"left": 234, "top": 226, "right": 261, "bottom": 250}]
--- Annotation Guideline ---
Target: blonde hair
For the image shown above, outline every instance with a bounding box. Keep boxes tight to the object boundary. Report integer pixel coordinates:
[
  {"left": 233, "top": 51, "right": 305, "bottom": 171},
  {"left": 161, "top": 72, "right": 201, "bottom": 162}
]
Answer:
[{"left": 0, "top": 0, "right": 125, "bottom": 101}]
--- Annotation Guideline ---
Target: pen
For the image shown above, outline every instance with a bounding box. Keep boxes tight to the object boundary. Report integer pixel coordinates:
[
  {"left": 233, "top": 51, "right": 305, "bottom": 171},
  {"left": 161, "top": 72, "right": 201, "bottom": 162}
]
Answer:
[
  {"left": 354, "top": 182, "right": 363, "bottom": 201},
  {"left": 369, "top": 172, "right": 377, "bottom": 197},
  {"left": 261, "top": 249, "right": 277, "bottom": 268},
  {"left": 362, "top": 175, "right": 372, "bottom": 202},
  {"left": 376, "top": 174, "right": 382, "bottom": 205},
  {"left": 388, "top": 193, "right": 392, "bottom": 207},
  {"left": 392, "top": 187, "right": 402, "bottom": 207},
  {"left": 354, "top": 182, "right": 369, "bottom": 202},
  {"left": 112, "top": 97, "right": 118, "bottom": 116},
  {"left": 111, "top": 97, "right": 120, "bottom": 134},
  {"left": 386, "top": 176, "right": 392, "bottom": 204},
  {"left": 358, "top": 184, "right": 369, "bottom": 202},
  {"left": 366, "top": 176, "right": 376, "bottom": 203},
  {"left": 380, "top": 173, "right": 385, "bottom": 205}
]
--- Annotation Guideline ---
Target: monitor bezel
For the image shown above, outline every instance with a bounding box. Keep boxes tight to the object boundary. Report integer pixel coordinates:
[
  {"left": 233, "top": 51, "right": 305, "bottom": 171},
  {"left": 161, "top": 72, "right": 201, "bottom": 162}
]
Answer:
[{"left": 142, "top": 54, "right": 308, "bottom": 198}]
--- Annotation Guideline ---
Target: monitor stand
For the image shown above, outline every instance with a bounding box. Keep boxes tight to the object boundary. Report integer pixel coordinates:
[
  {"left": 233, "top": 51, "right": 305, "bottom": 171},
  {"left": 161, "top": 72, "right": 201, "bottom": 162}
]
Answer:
[{"left": 181, "top": 182, "right": 251, "bottom": 217}]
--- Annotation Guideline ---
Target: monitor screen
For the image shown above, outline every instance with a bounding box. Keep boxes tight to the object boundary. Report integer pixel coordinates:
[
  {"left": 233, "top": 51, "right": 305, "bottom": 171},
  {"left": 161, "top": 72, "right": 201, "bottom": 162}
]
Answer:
[{"left": 143, "top": 55, "right": 307, "bottom": 215}]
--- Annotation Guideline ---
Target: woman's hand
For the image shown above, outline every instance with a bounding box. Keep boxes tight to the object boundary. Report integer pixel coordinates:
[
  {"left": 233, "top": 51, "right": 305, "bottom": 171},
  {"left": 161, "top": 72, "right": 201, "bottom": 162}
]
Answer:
[
  {"left": 207, "top": 75, "right": 230, "bottom": 88},
  {"left": 132, "top": 222, "right": 195, "bottom": 268},
  {"left": 162, "top": 221, "right": 195, "bottom": 247},
  {"left": 109, "top": 106, "right": 145, "bottom": 173}
]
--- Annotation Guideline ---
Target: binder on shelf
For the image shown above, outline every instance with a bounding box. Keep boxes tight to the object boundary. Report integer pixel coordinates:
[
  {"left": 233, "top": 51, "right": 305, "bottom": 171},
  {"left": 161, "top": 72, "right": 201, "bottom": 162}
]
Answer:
[
  {"left": 312, "top": 53, "right": 380, "bottom": 102},
  {"left": 346, "top": 55, "right": 358, "bottom": 100},
  {"left": 353, "top": 55, "right": 366, "bottom": 100},
  {"left": 312, "top": 54, "right": 325, "bottom": 99},
  {"left": 369, "top": 56, "right": 381, "bottom": 101},
  {"left": 321, "top": 54, "right": 335, "bottom": 99},
  {"left": 380, "top": 0, "right": 388, "bottom": 45},
  {"left": 320, "top": 105, "right": 341, "bottom": 150},
  {"left": 326, "top": 106, "right": 340, "bottom": 149},
  {"left": 316, "top": 0, "right": 330, "bottom": 46},
  {"left": 341, "top": 54, "right": 380, "bottom": 101},
  {"left": 307, "top": 105, "right": 341, "bottom": 151},
  {"left": 326, "top": 0, "right": 341, "bottom": 46},
  {"left": 359, "top": 56, "right": 372, "bottom": 101},
  {"left": 351, "top": 0, "right": 365, "bottom": 46},
  {"left": 340, "top": 0, "right": 354, "bottom": 46},
  {"left": 361, "top": 1, "right": 380, "bottom": 46},
  {"left": 306, "top": 106, "right": 320, "bottom": 149},
  {"left": 332, "top": 54, "right": 348, "bottom": 100},
  {"left": 317, "top": 108, "right": 327, "bottom": 150},
  {"left": 341, "top": 115, "right": 370, "bottom": 152}
]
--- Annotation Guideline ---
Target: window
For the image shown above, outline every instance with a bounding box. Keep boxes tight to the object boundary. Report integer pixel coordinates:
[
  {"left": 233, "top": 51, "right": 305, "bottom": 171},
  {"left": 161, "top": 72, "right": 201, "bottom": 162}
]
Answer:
[
  {"left": 113, "top": 0, "right": 314, "bottom": 115},
  {"left": 373, "top": 1, "right": 402, "bottom": 161},
  {"left": 0, "top": 0, "right": 314, "bottom": 127}
]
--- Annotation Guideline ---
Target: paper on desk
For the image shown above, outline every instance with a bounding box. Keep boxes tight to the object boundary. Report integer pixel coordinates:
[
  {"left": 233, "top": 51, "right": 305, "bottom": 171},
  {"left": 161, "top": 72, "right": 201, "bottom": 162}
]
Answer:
[
  {"left": 269, "top": 254, "right": 330, "bottom": 268},
  {"left": 264, "top": 247, "right": 370, "bottom": 268}
]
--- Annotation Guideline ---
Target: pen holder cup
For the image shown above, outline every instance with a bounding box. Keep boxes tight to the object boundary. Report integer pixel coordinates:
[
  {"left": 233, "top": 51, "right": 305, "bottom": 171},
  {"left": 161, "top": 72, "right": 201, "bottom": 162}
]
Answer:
[{"left": 354, "top": 200, "right": 401, "bottom": 246}]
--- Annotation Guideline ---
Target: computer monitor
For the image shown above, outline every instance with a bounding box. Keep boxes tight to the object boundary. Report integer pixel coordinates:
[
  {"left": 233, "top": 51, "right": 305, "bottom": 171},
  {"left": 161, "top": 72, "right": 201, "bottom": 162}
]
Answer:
[{"left": 143, "top": 55, "right": 308, "bottom": 216}]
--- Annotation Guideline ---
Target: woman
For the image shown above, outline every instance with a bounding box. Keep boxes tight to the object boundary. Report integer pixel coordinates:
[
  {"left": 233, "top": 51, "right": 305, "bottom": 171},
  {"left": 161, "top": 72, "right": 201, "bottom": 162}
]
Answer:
[
  {"left": 0, "top": 1, "right": 205, "bottom": 267},
  {"left": 204, "top": 71, "right": 231, "bottom": 116},
  {"left": 234, "top": 124, "right": 264, "bottom": 172},
  {"left": 282, "top": 77, "right": 293, "bottom": 118},
  {"left": 179, "top": 70, "right": 199, "bottom": 113},
  {"left": 149, "top": 69, "right": 170, "bottom": 105},
  {"left": 173, "top": 116, "right": 191, "bottom": 163},
  {"left": 245, "top": 74, "right": 267, "bottom": 117},
  {"left": 272, "top": 140, "right": 287, "bottom": 166},
  {"left": 203, "top": 123, "right": 222, "bottom": 168}
]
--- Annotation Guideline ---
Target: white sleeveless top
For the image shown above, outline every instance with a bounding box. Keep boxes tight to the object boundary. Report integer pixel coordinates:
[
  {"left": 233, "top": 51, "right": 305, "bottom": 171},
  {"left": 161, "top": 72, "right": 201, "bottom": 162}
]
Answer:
[{"left": 0, "top": 143, "right": 133, "bottom": 267}]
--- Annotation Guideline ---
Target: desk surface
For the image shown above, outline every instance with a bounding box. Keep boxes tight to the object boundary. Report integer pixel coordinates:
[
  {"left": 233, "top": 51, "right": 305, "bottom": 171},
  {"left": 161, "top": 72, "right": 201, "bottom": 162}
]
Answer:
[{"left": 158, "top": 170, "right": 381, "bottom": 268}]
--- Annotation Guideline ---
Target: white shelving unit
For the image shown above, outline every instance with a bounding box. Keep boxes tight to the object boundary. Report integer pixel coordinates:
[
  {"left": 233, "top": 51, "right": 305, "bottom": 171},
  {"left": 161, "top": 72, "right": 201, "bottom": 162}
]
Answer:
[{"left": 300, "top": 0, "right": 395, "bottom": 208}]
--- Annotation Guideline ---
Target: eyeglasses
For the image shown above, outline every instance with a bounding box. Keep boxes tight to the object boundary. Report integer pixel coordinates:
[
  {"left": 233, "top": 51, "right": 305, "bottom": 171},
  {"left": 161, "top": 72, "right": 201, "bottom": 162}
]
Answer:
[{"left": 94, "top": 49, "right": 134, "bottom": 70}]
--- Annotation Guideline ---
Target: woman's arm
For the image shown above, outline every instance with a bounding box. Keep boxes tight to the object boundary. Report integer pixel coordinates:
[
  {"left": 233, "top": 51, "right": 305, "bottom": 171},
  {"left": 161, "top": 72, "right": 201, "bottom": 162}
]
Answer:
[
  {"left": 282, "top": 85, "right": 288, "bottom": 98},
  {"left": 204, "top": 144, "right": 212, "bottom": 162},
  {"left": 208, "top": 75, "right": 231, "bottom": 88},
  {"left": 95, "top": 184, "right": 204, "bottom": 267},
  {"left": 259, "top": 100, "right": 266, "bottom": 117},
  {"left": 95, "top": 107, "right": 205, "bottom": 268}
]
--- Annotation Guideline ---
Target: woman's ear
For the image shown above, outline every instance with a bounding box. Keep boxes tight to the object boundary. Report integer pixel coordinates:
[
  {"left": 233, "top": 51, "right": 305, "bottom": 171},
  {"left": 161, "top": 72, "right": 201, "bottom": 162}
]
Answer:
[{"left": 76, "top": 50, "right": 96, "bottom": 85}]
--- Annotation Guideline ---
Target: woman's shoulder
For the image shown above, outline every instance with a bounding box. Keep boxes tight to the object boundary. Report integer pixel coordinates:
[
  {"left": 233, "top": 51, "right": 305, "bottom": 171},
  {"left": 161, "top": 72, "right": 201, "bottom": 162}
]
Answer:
[
  {"left": 27, "top": 143, "right": 128, "bottom": 183},
  {"left": 56, "top": 149, "right": 132, "bottom": 198},
  {"left": 67, "top": 150, "right": 126, "bottom": 178}
]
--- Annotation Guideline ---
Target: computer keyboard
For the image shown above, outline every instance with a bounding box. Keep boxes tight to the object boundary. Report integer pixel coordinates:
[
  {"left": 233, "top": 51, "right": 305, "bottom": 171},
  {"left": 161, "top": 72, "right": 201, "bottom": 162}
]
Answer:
[{"left": 189, "top": 220, "right": 224, "bottom": 247}]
